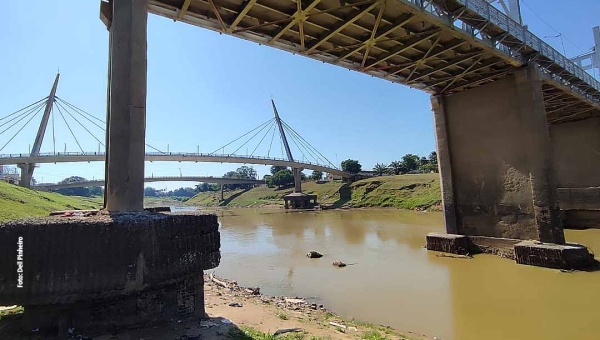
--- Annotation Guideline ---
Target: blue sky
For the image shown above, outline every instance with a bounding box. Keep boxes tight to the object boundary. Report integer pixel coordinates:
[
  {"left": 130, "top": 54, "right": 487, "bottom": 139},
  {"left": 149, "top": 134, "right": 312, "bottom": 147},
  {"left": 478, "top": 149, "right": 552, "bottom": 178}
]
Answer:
[{"left": 0, "top": 0, "right": 598, "bottom": 189}]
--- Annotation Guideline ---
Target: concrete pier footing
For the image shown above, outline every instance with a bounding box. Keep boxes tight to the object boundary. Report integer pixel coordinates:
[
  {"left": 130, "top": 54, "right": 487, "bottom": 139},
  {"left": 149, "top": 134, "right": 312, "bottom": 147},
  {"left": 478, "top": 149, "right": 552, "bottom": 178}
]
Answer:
[
  {"left": 427, "top": 233, "right": 594, "bottom": 269},
  {"left": 0, "top": 212, "right": 220, "bottom": 334}
]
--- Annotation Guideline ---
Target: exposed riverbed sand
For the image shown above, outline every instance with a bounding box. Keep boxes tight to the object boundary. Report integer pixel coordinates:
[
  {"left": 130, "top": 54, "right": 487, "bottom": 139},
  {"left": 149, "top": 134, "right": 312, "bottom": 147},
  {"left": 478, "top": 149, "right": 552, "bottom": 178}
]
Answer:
[{"left": 0, "top": 274, "right": 431, "bottom": 340}]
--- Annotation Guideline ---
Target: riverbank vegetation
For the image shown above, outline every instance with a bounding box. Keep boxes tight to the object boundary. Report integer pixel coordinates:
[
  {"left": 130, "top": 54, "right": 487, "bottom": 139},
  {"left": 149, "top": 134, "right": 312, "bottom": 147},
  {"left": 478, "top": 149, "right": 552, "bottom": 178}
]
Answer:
[
  {"left": 0, "top": 181, "right": 101, "bottom": 223},
  {"left": 187, "top": 174, "right": 441, "bottom": 210}
]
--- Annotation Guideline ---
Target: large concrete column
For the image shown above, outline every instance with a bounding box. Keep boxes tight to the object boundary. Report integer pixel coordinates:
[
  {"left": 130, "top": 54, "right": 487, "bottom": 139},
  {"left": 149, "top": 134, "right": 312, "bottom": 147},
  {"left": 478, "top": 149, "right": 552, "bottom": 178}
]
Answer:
[
  {"left": 431, "top": 64, "right": 564, "bottom": 244},
  {"left": 293, "top": 168, "right": 302, "bottom": 193},
  {"left": 17, "top": 164, "right": 32, "bottom": 188},
  {"left": 105, "top": 0, "right": 148, "bottom": 211}
]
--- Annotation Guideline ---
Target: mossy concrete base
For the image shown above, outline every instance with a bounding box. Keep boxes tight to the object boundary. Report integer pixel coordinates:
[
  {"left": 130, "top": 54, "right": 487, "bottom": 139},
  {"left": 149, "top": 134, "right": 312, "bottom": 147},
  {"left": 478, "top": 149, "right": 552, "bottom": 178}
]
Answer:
[
  {"left": 426, "top": 233, "right": 595, "bottom": 269},
  {"left": 514, "top": 241, "right": 594, "bottom": 269}
]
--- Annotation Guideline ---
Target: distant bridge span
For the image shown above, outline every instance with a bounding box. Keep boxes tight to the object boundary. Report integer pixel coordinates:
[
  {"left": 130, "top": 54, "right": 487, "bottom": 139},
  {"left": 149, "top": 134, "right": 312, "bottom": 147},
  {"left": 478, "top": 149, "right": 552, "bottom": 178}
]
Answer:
[
  {"left": 36, "top": 175, "right": 265, "bottom": 190},
  {"left": 0, "top": 152, "right": 350, "bottom": 178}
]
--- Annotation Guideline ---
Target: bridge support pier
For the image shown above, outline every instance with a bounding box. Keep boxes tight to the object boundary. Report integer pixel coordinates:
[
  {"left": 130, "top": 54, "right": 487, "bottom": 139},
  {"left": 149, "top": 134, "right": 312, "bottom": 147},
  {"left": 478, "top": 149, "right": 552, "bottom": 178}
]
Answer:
[
  {"left": 104, "top": 0, "right": 148, "bottom": 211},
  {"left": 293, "top": 168, "right": 302, "bottom": 193},
  {"left": 427, "top": 64, "right": 592, "bottom": 268},
  {"left": 17, "top": 164, "right": 33, "bottom": 188},
  {"left": 551, "top": 117, "right": 600, "bottom": 229}
]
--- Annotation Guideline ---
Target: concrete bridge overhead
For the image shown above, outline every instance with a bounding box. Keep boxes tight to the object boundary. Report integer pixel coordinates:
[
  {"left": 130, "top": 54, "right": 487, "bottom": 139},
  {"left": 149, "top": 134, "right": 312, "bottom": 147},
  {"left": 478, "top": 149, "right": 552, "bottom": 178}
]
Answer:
[
  {"left": 97, "top": 0, "right": 600, "bottom": 243},
  {"left": 139, "top": 0, "right": 600, "bottom": 123},
  {"left": 94, "top": 0, "right": 600, "bottom": 255}
]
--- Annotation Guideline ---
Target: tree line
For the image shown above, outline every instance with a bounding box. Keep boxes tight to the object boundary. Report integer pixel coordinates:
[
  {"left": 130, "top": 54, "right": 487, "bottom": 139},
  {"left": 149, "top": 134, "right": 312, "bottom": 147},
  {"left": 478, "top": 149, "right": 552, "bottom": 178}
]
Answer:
[{"left": 339, "top": 151, "right": 438, "bottom": 176}]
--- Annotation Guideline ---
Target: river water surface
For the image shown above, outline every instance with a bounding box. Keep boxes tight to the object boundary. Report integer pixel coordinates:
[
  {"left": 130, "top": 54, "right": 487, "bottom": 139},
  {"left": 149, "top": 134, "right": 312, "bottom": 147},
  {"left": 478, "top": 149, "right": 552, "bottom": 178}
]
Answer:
[{"left": 195, "top": 208, "right": 600, "bottom": 340}]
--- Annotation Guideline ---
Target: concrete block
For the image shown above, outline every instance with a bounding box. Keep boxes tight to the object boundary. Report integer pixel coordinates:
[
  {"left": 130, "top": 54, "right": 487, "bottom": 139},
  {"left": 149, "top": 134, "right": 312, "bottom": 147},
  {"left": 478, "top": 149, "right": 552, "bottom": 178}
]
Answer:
[
  {"left": 426, "top": 233, "right": 470, "bottom": 255},
  {"left": 468, "top": 236, "right": 520, "bottom": 259},
  {"left": 514, "top": 241, "right": 594, "bottom": 269},
  {"left": 0, "top": 211, "right": 220, "bottom": 332}
]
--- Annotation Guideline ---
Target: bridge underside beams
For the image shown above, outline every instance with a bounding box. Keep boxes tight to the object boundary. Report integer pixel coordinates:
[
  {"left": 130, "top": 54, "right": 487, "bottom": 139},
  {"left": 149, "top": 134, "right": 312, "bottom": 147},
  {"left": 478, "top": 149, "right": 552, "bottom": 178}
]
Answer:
[
  {"left": 148, "top": 0, "right": 516, "bottom": 94},
  {"left": 432, "top": 64, "right": 564, "bottom": 243},
  {"left": 542, "top": 81, "right": 600, "bottom": 124}
]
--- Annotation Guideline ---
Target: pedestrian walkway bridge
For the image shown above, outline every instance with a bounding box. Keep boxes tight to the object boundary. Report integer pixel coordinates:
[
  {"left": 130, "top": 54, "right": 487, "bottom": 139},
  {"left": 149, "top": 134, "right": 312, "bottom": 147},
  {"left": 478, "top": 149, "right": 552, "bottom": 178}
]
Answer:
[
  {"left": 0, "top": 152, "right": 348, "bottom": 178},
  {"left": 35, "top": 175, "right": 264, "bottom": 190}
]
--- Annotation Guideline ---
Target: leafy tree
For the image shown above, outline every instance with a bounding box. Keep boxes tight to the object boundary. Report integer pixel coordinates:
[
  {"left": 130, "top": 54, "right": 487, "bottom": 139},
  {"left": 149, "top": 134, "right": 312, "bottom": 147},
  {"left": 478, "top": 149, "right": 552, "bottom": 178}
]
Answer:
[
  {"left": 373, "top": 163, "right": 390, "bottom": 176},
  {"left": 270, "top": 166, "right": 287, "bottom": 175},
  {"left": 300, "top": 172, "right": 307, "bottom": 181},
  {"left": 223, "top": 166, "right": 258, "bottom": 190},
  {"left": 310, "top": 170, "right": 323, "bottom": 181},
  {"left": 144, "top": 187, "right": 160, "bottom": 197},
  {"left": 169, "top": 187, "right": 197, "bottom": 198},
  {"left": 428, "top": 151, "right": 438, "bottom": 165},
  {"left": 388, "top": 161, "right": 406, "bottom": 175},
  {"left": 341, "top": 159, "right": 362, "bottom": 174},
  {"left": 420, "top": 163, "right": 438, "bottom": 173},
  {"left": 268, "top": 169, "right": 294, "bottom": 188},
  {"left": 195, "top": 183, "right": 219, "bottom": 192},
  {"left": 401, "top": 154, "right": 420, "bottom": 172},
  {"left": 56, "top": 176, "right": 103, "bottom": 197}
]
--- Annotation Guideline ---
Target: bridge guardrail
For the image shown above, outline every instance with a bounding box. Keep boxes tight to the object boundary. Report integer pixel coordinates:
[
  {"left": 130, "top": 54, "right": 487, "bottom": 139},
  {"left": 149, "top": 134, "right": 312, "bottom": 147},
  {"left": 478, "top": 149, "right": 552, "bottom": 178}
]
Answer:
[
  {"left": 408, "top": 0, "right": 599, "bottom": 104},
  {"left": 0, "top": 151, "right": 342, "bottom": 171}
]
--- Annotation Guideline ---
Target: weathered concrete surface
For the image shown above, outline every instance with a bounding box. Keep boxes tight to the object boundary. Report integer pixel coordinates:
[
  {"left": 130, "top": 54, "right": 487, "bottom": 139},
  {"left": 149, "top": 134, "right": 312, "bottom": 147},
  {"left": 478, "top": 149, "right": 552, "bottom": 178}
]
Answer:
[
  {"left": 0, "top": 212, "right": 220, "bottom": 306},
  {"left": 432, "top": 65, "right": 564, "bottom": 243},
  {"left": 427, "top": 233, "right": 594, "bottom": 269},
  {"left": 20, "top": 274, "right": 205, "bottom": 332},
  {"left": 426, "top": 233, "right": 470, "bottom": 255},
  {"left": 468, "top": 236, "right": 521, "bottom": 259},
  {"left": 558, "top": 187, "right": 600, "bottom": 211},
  {"left": 514, "top": 241, "right": 593, "bottom": 269},
  {"left": 563, "top": 211, "right": 600, "bottom": 229},
  {"left": 550, "top": 118, "right": 600, "bottom": 188},
  {"left": 105, "top": 0, "right": 148, "bottom": 211}
]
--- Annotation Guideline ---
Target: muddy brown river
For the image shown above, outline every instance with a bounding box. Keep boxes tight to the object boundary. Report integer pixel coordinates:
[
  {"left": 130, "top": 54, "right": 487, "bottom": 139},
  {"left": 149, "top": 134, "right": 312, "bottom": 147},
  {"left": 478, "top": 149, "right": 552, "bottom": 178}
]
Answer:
[{"left": 205, "top": 208, "right": 600, "bottom": 340}]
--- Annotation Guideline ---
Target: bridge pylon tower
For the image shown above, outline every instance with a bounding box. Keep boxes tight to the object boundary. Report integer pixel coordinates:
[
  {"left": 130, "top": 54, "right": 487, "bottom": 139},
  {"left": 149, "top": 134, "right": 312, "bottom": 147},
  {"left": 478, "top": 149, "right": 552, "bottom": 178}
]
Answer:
[
  {"left": 17, "top": 73, "right": 60, "bottom": 188},
  {"left": 271, "top": 99, "right": 302, "bottom": 193}
]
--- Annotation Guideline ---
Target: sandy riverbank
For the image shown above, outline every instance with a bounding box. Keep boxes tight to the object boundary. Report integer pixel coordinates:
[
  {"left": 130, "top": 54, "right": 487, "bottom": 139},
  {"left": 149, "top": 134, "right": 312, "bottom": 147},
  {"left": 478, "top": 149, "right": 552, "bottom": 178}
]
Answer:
[{"left": 0, "top": 273, "right": 433, "bottom": 340}]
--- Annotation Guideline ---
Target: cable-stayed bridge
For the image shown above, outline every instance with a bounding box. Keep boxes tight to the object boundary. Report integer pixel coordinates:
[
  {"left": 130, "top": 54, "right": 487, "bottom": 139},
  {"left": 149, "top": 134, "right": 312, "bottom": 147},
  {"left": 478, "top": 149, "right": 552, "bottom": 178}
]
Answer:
[{"left": 0, "top": 75, "right": 349, "bottom": 190}]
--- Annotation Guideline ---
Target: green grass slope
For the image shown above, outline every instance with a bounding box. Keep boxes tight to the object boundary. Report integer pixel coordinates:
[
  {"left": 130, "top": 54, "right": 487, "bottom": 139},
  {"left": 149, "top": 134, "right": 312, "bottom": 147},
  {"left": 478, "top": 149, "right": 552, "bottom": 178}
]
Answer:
[
  {"left": 0, "top": 181, "right": 102, "bottom": 223},
  {"left": 187, "top": 174, "right": 441, "bottom": 210}
]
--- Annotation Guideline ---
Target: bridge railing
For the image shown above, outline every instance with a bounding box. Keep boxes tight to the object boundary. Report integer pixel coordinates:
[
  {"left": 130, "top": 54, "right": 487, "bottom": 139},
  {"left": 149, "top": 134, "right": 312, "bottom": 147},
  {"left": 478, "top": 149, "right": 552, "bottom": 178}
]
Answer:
[
  {"left": 0, "top": 152, "right": 106, "bottom": 158},
  {"left": 0, "top": 151, "right": 342, "bottom": 171},
  {"left": 408, "top": 0, "right": 600, "bottom": 104}
]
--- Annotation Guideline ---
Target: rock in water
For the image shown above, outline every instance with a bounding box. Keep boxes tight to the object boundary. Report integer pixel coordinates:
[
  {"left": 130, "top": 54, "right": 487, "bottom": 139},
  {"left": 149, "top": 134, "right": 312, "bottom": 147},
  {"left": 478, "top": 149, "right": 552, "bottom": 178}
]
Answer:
[
  {"left": 306, "top": 251, "right": 323, "bottom": 258},
  {"left": 332, "top": 260, "right": 346, "bottom": 268}
]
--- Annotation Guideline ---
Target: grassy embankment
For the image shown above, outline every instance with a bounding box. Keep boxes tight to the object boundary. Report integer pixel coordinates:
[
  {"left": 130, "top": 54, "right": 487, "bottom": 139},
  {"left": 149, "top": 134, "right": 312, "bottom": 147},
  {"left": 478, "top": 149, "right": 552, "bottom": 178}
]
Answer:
[
  {"left": 0, "top": 181, "right": 102, "bottom": 223},
  {"left": 187, "top": 174, "right": 441, "bottom": 210}
]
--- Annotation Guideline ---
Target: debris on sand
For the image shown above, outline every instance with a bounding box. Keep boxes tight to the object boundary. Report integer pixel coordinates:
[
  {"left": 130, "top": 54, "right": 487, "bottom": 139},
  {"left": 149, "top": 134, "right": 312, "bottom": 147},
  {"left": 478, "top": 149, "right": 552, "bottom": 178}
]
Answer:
[{"left": 306, "top": 251, "right": 323, "bottom": 258}]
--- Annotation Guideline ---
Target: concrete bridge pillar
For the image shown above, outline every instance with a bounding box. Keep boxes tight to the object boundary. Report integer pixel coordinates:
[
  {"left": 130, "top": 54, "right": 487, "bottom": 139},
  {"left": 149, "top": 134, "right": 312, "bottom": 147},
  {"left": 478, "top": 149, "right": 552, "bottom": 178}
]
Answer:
[
  {"left": 293, "top": 168, "right": 302, "bottom": 193},
  {"left": 431, "top": 64, "right": 564, "bottom": 244},
  {"left": 551, "top": 117, "right": 600, "bottom": 228},
  {"left": 17, "top": 164, "right": 33, "bottom": 188},
  {"left": 104, "top": 0, "right": 148, "bottom": 211}
]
